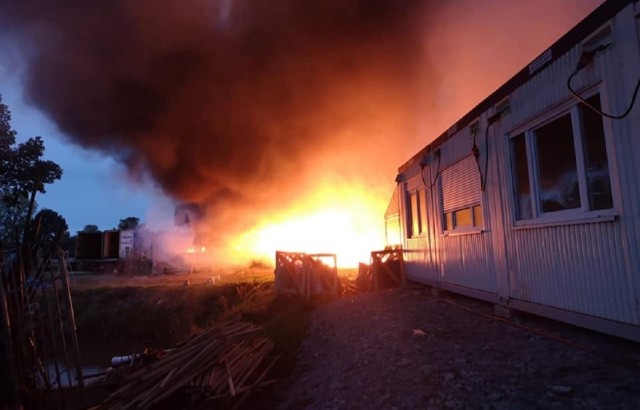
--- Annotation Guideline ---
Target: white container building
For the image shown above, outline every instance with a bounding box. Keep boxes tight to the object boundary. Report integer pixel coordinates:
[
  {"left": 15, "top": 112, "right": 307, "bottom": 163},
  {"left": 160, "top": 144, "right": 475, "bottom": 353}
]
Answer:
[{"left": 393, "top": 0, "right": 640, "bottom": 341}]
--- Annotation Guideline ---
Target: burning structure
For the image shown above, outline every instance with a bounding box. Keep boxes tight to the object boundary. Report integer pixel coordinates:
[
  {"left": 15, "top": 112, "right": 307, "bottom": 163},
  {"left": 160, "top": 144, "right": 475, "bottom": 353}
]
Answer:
[{"left": 392, "top": 0, "right": 640, "bottom": 341}]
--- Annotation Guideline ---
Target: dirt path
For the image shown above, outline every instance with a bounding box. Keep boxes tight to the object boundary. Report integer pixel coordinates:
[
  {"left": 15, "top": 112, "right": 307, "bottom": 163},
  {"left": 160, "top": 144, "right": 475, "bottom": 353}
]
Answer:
[{"left": 276, "top": 287, "right": 640, "bottom": 409}]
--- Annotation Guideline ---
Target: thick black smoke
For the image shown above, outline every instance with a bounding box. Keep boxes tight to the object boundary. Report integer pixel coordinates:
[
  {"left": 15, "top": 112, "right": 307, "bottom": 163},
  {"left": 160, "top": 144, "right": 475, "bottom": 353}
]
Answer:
[
  {"left": 2, "top": 0, "right": 600, "bottom": 249},
  {"left": 1, "top": 1, "right": 434, "bottom": 234}
]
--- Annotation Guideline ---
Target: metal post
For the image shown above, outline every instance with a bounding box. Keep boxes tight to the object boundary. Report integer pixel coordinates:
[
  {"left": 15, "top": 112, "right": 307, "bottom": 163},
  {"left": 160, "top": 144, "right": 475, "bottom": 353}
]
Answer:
[
  {"left": 58, "top": 249, "right": 84, "bottom": 388},
  {"left": 0, "top": 274, "right": 22, "bottom": 409}
]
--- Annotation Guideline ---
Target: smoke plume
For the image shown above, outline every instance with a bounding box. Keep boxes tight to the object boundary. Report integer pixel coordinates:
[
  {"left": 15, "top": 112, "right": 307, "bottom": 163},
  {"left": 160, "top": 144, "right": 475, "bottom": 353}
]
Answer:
[
  {"left": 2, "top": 1, "right": 433, "bottom": 233},
  {"left": 1, "top": 0, "right": 603, "bottom": 258}
]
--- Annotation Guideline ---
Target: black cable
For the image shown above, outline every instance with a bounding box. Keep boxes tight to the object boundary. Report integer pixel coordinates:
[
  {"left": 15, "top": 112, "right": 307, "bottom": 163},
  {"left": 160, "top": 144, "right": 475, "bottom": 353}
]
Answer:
[
  {"left": 420, "top": 153, "right": 440, "bottom": 189},
  {"left": 472, "top": 125, "right": 491, "bottom": 193},
  {"left": 568, "top": 69, "right": 640, "bottom": 120},
  {"left": 481, "top": 124, "right": 489, "bottom": 192}
]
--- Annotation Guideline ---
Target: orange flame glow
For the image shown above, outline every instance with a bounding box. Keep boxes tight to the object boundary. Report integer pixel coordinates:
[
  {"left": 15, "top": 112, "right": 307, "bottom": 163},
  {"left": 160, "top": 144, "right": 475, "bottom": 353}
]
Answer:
[{"left": 228, "top": 181, "right": 387, "bottom": 268}]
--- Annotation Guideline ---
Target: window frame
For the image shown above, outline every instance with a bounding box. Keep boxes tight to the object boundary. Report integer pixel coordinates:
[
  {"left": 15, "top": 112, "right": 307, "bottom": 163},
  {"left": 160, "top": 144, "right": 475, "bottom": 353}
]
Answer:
[
  {"left": 406, "top": 188, "right": 428, "bottom": 239},
  {"left": 508, "top": 90, "right": 617, "bottom": 227},
  {"left": 439, "top": 155, "right": 486, "bottom": 236},
  {"left": 443, "top": 203, "right": 484, "bottom": 236}
]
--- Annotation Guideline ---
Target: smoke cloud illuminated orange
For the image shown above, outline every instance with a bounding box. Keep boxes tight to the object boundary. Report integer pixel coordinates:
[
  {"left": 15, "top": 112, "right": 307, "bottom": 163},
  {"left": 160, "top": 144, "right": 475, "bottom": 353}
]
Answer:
[{"left": 1, "top": 0, "right": 603, "bottom": 268}]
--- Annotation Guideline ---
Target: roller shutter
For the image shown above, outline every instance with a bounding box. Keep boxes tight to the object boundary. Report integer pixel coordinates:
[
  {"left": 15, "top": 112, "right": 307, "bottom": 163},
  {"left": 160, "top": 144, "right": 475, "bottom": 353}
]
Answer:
[{"left": 441, "top": 155, "right": 481, "bottom": 211}]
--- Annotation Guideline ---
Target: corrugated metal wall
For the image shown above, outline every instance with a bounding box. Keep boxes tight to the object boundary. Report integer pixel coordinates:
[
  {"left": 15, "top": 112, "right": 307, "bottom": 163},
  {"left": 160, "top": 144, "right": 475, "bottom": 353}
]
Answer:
[
  {"left": 605, "top": 2, "right": 640, "bottom": 324},
  {"left": 398, "top": 1, "right": 640, "bottom": 335},
  {"left": 403, "top": 175, "right": 440, "bottom": 284},
  {"left": 495, "top": 3, "right": 640, "bottom": 325},
  {"left": 440, "top": 233, "right": 496, "bottom": 293},
  {"left": 507, "top": 222, "right": 633, "bottom": 322}
]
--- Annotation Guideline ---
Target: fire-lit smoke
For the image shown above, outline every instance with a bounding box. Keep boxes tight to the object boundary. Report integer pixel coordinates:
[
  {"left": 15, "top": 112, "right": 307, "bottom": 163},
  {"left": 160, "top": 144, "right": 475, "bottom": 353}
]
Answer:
[{"left": 1, "top": 0, "right": 602, "bottom": 267}]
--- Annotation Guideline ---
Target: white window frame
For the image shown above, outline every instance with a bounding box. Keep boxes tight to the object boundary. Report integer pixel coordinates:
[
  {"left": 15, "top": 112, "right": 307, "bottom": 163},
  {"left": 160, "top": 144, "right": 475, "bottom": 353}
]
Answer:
[
  {"left": 509, "top": 90, "right": 616, "bottom": 227},
  {"left": 406, "top": 188, "right": 427, "bottom": 239},
  {"left": 442, "top": 203, "right": 484, "bottom": 236}
]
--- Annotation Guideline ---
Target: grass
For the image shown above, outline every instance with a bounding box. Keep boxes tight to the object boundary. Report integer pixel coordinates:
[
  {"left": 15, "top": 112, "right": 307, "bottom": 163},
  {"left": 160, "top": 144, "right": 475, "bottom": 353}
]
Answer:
[
  {"left": 67, "top": 266, "right": 356, "bottom": 408},
  {"left": 70, "top": 267, "right": 351, "bottom": 364}
]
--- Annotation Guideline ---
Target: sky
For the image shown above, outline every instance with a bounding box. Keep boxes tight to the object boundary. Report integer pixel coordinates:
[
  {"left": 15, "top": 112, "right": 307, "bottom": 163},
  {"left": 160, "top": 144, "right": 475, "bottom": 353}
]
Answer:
[{"left": 0, "top": 0, "right": 605, "bottom": 248}]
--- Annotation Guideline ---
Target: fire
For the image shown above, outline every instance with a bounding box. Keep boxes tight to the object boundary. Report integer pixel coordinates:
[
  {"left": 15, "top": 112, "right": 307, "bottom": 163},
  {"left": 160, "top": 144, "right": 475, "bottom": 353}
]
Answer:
[
  {"left": 185, "top": 246, "right": 206, "bottom": 254},
  {"left": 230, "top": 182, "right": 387, "bottom": 268}
]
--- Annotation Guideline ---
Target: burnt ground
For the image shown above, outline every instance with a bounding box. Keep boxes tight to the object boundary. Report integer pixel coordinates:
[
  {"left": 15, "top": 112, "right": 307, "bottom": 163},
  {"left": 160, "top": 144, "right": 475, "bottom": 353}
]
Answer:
[{"left": 272, "top": 287, "right": 640, "bottom": 409}]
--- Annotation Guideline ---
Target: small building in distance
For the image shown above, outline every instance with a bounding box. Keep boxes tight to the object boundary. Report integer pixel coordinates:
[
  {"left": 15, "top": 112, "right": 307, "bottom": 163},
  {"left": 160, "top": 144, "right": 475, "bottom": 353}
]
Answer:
[{"left": 75, "top": 228, "right": 152, "bottom": 273}]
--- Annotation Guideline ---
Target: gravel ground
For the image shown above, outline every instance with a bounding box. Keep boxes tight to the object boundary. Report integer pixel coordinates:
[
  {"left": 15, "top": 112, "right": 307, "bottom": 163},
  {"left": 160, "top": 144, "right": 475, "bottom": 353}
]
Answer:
[{"left": 276, "top": 287, "right": 640, "bottom": 409}]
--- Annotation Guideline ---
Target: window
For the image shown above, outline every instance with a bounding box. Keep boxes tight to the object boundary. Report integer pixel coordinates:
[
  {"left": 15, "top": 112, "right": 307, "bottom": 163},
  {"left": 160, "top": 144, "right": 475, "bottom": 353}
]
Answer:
[
  {"left": 510, "top": 93, "right": 613, "bottom": 222},
  {"left": 511, "top": 133, "right": 532, "bottom": 219},
  {"left": 407, "top": 189, "right": 427, "bottom": 238},
  {"left": 441, "top": 155, "right": 484, "bottom": 233},
  {"left": 410, "top": 191, "right": 421, "bottom": 236},
  {"left": 536, "top": 113, "right": 581, "bottom": 212}
]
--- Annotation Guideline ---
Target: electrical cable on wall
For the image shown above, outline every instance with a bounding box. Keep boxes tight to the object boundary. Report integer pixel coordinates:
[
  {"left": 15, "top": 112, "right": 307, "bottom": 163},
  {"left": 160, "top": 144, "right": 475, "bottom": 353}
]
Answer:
[
  {"left": 472, "top": 126, "right": 490, "bottom": 193},
  {"left": 420, "top": 149, "right": 440, "bottom": 189},
  {"left": 472, "top": 111, "right": 502, "bottom": 193},
  {"left": 471, "top": 128, "right": 486, "bottom": 193},
  {"left": 567, "top": 44, "right": 640, "bottom": 119}
]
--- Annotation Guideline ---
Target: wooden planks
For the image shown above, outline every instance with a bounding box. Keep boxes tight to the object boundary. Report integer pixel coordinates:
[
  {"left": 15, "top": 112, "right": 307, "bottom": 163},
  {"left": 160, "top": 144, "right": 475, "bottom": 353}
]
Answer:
[{"left": 102, "top": 319, "right": 276, "bottom": 409}]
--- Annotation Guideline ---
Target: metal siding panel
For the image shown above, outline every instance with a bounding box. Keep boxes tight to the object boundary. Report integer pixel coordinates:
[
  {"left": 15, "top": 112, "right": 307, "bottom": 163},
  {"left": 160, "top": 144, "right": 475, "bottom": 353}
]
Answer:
[
  {"left": 405, "top": 238, "right": 438, "bottom": 283},
  {"left": 508, "top": 222, "right": 633, "bottom": 323},
  {"left": 400, "top": 164, "right": 440, "bottom": 285},
  {"left": 606, "top": 4, "right": 640, "bottom": 324},
  {"left": 440, "top": 233, "right": 496, "bottom": 293}
]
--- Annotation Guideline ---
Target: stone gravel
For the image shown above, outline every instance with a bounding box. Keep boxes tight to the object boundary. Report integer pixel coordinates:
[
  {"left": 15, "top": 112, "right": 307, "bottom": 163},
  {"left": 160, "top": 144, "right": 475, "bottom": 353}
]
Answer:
[{"left": 277, "top": 287, "right": 640, "bottom": 409}]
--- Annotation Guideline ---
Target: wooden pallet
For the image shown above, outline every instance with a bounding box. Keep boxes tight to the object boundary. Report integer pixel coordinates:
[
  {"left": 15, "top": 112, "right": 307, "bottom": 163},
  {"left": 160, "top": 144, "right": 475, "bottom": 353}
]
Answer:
[{"left": 274, "top": 251, "right": 339, "bottom": 299}]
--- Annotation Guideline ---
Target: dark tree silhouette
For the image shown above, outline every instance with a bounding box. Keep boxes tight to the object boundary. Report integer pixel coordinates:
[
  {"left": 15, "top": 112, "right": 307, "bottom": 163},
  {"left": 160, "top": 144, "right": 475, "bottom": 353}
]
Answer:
[
  {"left": 0, "top": 94, "right": 63, "bottom": 245},
  {"left": 32, "top": 209, "right": 68, "bottom": 244},
  {"left": 118, "top": 217, "right": 140, "bottom": 230},
  {"left": 82, "top": 224, "right": 100, "bottom": 233}
]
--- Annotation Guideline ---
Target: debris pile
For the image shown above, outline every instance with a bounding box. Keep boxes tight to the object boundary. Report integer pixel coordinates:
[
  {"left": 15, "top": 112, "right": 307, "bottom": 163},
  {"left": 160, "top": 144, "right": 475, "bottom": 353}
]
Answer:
[{"left": 101, "top": 319, "right": 277, "bottom": 409}]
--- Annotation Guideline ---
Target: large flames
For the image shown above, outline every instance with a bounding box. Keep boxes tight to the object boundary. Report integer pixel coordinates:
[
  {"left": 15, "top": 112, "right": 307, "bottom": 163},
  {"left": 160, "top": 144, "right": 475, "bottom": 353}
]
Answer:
[{"left": 228, "top": 181, "right": 387, "bottom": 268}]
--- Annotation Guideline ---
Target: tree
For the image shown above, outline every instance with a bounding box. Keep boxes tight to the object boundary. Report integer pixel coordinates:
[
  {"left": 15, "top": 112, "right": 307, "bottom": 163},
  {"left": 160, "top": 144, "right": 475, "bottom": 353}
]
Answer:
[
  {"left": 82, "top": 224, "right": 100, "bottom": 233},
  {"left": 32, "top": 209, "right": 68, "bottom": 244},
  {"left": 0, "top": 191, "right": 35, "bottom": 246},
  {"left": 0, "top": 95, "right": 16, "bottom": 170},
  {"left": 118, "top": 217, "right": 140, "bottom": 230},
  {"left": 0, "top": 94, "right": 63, "bottom": 245}
]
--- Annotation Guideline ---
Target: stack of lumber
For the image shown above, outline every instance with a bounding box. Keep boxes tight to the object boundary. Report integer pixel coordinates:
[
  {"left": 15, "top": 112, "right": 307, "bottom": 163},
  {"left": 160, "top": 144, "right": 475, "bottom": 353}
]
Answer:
[{"left": 101, "top": 320, "right": 276, "bottom": 409}]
